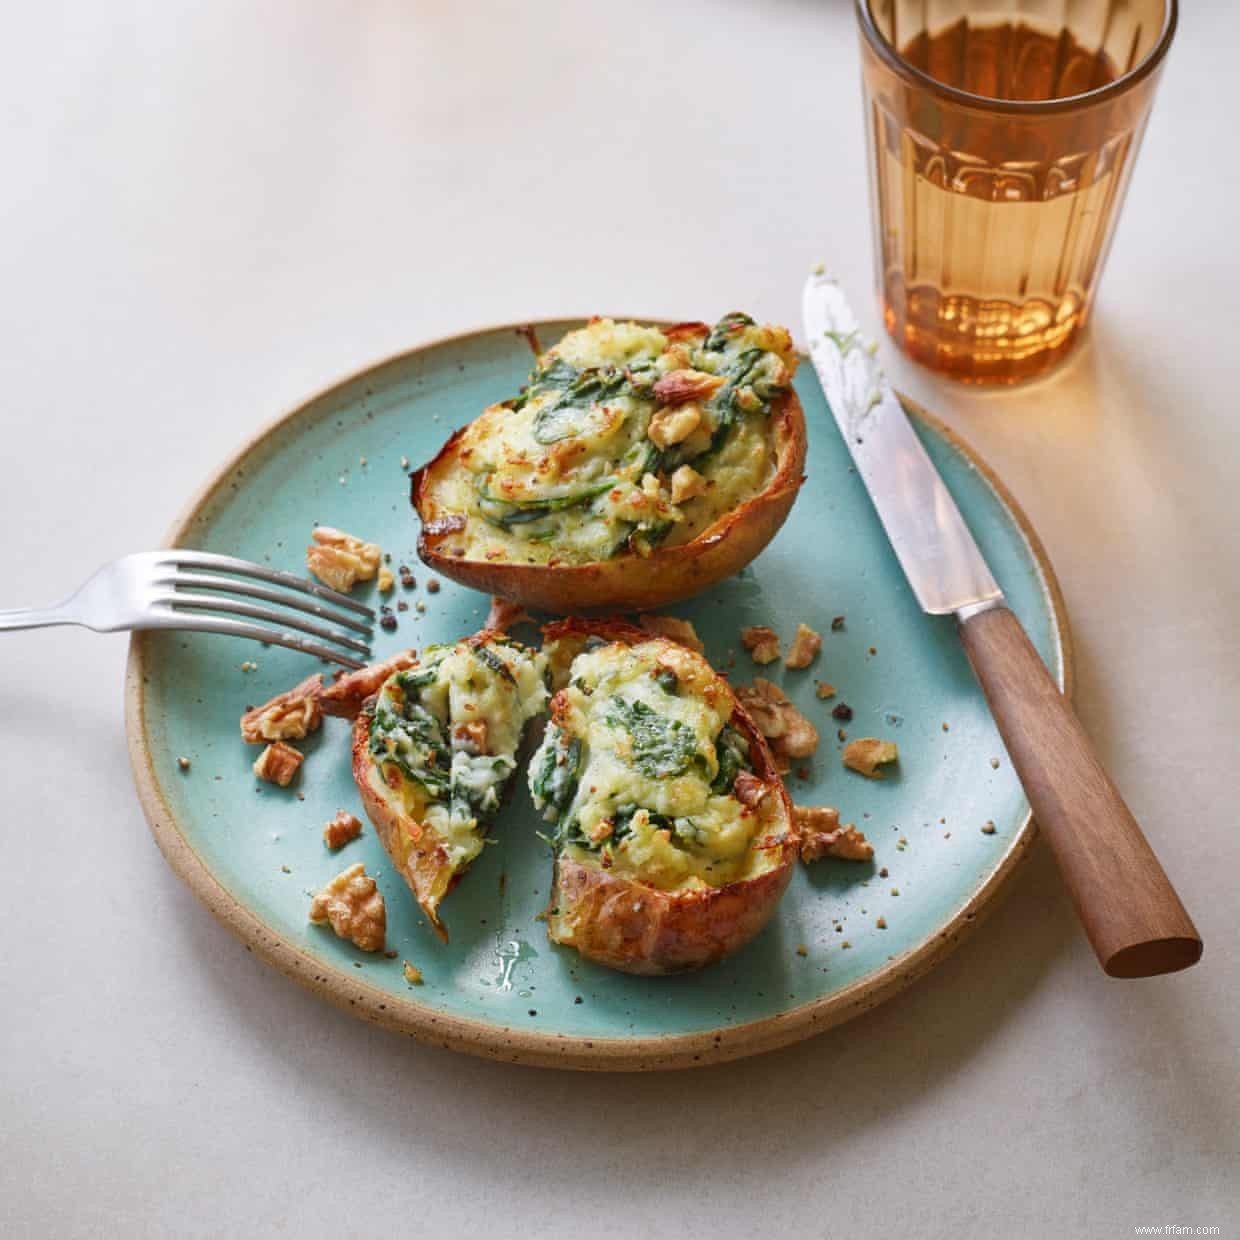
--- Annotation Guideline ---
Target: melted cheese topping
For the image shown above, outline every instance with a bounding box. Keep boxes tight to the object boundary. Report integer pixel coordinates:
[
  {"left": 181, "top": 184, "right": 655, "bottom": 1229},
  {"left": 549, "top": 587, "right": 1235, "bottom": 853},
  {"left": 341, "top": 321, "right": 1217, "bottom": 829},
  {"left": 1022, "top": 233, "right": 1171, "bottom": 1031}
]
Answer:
[
  {"left": 528, "top": 638, "right": 778, "bottom": 891},
  {"left": 369, "top": 638, "right": 547, "bottom": 870},
  {"left": 421, "top": 314, "right": 798, "bottom": 566}
]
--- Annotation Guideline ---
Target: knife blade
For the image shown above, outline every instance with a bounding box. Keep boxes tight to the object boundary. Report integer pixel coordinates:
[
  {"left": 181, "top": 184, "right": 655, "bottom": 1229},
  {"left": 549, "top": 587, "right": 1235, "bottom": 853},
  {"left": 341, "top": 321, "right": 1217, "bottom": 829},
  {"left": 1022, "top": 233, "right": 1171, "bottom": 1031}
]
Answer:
[
  {"left": 802, "top": 271, "right": 1001, "bottom": 617},
  {"left": 801, "top": 271, "right": 1201, "bottom": 979}
]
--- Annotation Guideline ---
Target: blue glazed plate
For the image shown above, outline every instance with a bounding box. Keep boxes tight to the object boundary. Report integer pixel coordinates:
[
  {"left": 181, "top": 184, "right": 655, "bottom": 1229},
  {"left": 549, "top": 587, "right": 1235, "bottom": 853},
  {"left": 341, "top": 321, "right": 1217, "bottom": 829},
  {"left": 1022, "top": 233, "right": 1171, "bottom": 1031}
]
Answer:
[{"left": 126, "top": 320, "right": 1070, "bottom": 1070}]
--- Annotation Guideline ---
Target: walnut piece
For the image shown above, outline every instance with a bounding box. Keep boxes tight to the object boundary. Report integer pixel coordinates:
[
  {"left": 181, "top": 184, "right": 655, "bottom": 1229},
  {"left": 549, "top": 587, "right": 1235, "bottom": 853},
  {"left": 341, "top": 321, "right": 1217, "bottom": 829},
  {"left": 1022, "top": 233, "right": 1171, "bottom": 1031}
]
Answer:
[
  {"left": 378, "top": 564, "right": 395, "bottom": 592},
  {"left": 320, "top": 649, "right": 418, "bottom": 719},
  {"left": 240, "top": 672, "right": 323, "bottom": 743},
  {"left": 652, "top": 368, "right": 726, "bottom": 406},
  {"left": 308, "top": 863, "right": 386, "bottom": 952},
  {"left": 795, "top": 805, "right": 874, "bottom": 863},
  {"left": 842, "top": 737, "right": 900, "bottom": 779},
  {"left": 815, "top": 681, "right": 836, "bottom": 699},
  {"left": 735, "top": 678, "right": 819, "bottom": 769},
  {"left": 305, "top": 526, "right": 382, "bottom": 593},
  {"left": 669, "top": 464, "right": 707, "bottom": 505},
  {"left": 323, "top": 810, "right": 363, "bottom": 850},
  {"left": 253, "top": 740, "right": 304, "bottom": 786},
  {"left": 733, "top": 771, "right": 772, "bottom": 808},
  {"left": 638, "top": 613, "right": 705, "bottom": 653},
  {"left": 647, "top": 403, "right": 702, "bottom": 449},
  {"left": 741, "top": 625, "right": 781, "bottom": 665},
  {"left": 785, "top": 622, "right": 822, "bottom": 669}
]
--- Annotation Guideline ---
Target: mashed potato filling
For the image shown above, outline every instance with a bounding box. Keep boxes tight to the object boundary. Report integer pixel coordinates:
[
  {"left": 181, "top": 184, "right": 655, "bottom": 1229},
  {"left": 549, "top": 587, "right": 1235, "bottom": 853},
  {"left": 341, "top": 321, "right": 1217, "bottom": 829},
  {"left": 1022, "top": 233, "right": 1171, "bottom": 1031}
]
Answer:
[
  {"left": 528, "top": 639, "right": 775, "bottom": 891},
  {"left": 426, "top": 314, "right": 798, "bottom": 566},
  {"left": 368, "top": 637, "right": 547, "bottom": 870}
]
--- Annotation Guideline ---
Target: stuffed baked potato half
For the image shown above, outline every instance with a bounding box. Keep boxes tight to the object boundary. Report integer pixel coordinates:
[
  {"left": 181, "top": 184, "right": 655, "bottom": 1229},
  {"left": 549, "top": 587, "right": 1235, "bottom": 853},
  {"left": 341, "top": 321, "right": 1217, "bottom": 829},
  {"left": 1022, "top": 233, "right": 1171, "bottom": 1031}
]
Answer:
[
  {"left": 351, "top": 631, "right": 547, "bottom": 941},
  {"left": 528, "top": 619, "right": 799, "bottom": 975},
  {"left": 412, "top": 314, "right": 806, "bottom": 612}
]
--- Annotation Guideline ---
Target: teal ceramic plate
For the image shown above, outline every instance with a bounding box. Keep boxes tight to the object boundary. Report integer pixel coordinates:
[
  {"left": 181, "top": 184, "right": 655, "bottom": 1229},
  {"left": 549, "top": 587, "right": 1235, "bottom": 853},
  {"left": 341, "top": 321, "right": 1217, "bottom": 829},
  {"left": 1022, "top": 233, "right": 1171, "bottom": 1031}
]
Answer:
[{"left": 126, "top": 320, "right": 1070, "bottom": 1071}]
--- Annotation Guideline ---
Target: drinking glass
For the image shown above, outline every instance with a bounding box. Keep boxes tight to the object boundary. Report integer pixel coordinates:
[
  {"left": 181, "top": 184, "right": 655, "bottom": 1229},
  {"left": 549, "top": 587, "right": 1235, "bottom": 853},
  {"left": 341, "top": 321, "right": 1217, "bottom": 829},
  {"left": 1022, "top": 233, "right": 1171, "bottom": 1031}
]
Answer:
[{"left": 856, "top": 0, "right": 1177, "bottom": 383}]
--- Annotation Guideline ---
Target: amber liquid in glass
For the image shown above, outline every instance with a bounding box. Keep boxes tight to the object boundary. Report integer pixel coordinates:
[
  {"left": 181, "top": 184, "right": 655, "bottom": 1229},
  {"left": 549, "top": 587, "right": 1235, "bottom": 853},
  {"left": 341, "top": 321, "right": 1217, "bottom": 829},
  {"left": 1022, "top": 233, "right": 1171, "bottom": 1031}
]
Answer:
[{"left": 872, "top": 22, "right": 1127, "bottom": 383}]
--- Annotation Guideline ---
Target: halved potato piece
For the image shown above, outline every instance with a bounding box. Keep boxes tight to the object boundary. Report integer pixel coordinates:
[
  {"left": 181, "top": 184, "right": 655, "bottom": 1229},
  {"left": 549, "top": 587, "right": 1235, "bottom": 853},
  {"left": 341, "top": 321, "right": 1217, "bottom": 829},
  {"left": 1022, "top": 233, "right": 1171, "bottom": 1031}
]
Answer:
[
  {"left": 351, "top": 631, "right": 547, "bottom": 941},
  {"left": 528, "top": 619, "right": 799, "bottom": 974},
  {"left": 412, "top": 314, "right": 807, "bottom": 612}
]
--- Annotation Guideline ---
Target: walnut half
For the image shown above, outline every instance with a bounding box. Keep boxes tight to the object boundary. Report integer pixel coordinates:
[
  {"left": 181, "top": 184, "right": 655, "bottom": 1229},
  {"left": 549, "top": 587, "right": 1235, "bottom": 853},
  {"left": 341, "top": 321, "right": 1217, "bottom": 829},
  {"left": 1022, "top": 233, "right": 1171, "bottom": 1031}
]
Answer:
[
  {"left": 309, "top": 863, "right": 386, "bottom": 952},
  {"left": 795, "top": 806, "right": 874, "bottom": 863},
  {"left": 240, "top": 673, "right": 323, "bottom": 743},
  {"left": 735, "top": 677, "right": 819, "bottom": 772},
  {"left": 305, "top": 526, "right": 381, "bottom": 593}
]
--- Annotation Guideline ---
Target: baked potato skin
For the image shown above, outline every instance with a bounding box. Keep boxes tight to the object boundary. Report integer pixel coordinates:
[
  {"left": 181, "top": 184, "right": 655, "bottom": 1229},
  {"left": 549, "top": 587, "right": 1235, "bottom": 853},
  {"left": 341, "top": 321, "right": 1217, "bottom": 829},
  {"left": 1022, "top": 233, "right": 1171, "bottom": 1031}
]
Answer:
[
  {"left": 539, "top": 620, "right": 800, "bottom": 975},
  {"left": 412, "top": 389, "right": 807, "bottom": 613},
  {"left": 351, "top": 708, "right": 456, "bottom": 941}
]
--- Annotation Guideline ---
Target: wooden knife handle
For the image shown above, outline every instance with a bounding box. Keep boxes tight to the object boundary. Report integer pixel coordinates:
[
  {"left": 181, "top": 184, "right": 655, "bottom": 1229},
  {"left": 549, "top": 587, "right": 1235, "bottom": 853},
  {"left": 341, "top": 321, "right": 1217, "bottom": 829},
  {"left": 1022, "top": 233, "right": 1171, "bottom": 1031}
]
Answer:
[{"left": 958, "top": 604, "right": 1202, "bottom": 978}]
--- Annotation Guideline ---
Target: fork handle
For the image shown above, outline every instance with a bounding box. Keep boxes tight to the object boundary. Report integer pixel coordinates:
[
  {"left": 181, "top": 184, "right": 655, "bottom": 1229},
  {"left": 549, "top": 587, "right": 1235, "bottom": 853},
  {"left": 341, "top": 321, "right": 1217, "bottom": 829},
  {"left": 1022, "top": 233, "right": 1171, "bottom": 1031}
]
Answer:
[
  {"left": 958, "top": 603, "right": 1202, "bottom": 978},
  {"left": 0, "top": 604, "right": 79, "bottom": 631}
]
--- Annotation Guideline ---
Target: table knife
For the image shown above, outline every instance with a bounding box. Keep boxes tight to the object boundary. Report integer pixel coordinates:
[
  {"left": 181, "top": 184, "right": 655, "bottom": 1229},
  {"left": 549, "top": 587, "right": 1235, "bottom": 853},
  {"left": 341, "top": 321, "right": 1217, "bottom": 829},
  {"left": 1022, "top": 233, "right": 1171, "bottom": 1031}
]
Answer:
[{"left": 802, "top": 272, "right": 1201, "bottom": 978}]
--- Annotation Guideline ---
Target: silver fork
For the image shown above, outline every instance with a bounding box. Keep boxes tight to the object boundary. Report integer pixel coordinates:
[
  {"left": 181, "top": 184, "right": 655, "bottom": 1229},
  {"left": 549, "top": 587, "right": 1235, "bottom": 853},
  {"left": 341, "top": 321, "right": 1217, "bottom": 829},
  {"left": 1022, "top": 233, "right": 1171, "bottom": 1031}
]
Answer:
[{"left": 0, "top": 550, "right": 376, "bottom": 668}]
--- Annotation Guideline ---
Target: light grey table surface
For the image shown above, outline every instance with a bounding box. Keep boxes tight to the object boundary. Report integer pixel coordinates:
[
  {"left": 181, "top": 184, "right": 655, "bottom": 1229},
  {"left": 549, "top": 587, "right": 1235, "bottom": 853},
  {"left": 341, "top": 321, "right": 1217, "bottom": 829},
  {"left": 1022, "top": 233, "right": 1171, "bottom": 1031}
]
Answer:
[{"left": 2, "top": 3, "right": 1236, "bottom": 1237}]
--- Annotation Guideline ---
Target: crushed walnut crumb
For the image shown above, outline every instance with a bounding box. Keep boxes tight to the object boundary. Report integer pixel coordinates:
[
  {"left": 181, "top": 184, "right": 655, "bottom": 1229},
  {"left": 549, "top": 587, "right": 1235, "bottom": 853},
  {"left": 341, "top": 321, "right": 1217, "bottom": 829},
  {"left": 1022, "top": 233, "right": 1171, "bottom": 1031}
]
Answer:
[
  {"left": 323, "top": 810, "right": 363, "bottom": 850},
  {"left": 638, "top": 613, "right": 704, "bottom": 653},
  {"left": 796, "top": 943, "right": 808, "bottom": 957},
  {"left": 426, "top": 578, "right": 441, "bottom": 594},
  {"left": 176, "top": 756, "right": 191, "bottom": 771},
  {"left": 735, "top": 678, "right": 818, "bottom": 771},
  {"left": 252, "top": 741, "right": 303, "bottom": 786},
  {"left": 815, "top": 681, "right": 836, "bottom": 700},
  {"left": 785, "top": 622, "right": 822, "bottom": 669},
  {"left": 990, "top": 757, "right": 1001, "bottom": 769},
  {"left": 741, "top": 625, "right": 781, "bottom": 665},
  {"left": 240, "top": 672, "right": 323, "bottom": 743},
  {"left": 981, "top": 820, "right": 997, "bottom": 835},
  {"left": 795, "top": 805, "right": 874, "bottom": 863},
  {"left": 831, "top": 615, "right": 845, "bottom": 631},
  {"left": 403, "top": 961, "right": 424, "bottom": 985},
  {"left": 378, "top": 564, "right": 395, "bottom": 592},
  {"left": 308, "top": 864, "right": 385, "bottom": 952},
  {"left": 876, "top": 916, "right": 887, "bottom": 929},
  {"left": 305, "top": 526, "right": 381, "bottom": 593},
  {"left": 843, "top": 737, "right": 900, "bottom": 779}
]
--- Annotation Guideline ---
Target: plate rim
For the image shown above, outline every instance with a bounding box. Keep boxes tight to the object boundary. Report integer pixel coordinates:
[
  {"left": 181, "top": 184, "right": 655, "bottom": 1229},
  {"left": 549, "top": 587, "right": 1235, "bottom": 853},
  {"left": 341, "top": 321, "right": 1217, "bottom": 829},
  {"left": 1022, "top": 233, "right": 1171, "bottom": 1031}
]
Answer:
[{"left": 124, "top": 317, "right": 1074, "bottom": 1072}]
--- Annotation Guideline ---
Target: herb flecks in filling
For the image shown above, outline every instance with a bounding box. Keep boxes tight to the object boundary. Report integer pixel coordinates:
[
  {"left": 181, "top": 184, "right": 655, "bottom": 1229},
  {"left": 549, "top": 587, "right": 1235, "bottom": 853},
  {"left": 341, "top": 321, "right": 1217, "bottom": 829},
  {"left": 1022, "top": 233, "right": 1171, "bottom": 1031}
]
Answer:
[
  {"left": 443, "top": 316, "right": 797, "bottom": 565},
  {"left": 368, "top": 638, "right": 547, "bottom": 869},
  {"left": 528, "top": 640, "right": 771, "bottom": 891}
]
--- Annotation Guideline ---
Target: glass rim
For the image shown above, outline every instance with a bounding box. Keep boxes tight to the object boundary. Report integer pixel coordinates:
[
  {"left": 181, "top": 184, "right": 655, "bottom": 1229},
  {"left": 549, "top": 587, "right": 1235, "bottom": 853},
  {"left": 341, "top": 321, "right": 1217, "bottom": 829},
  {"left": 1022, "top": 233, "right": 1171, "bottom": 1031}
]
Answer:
[{"left": 853, "top": 0, "right": 1178, "bottom": 115}]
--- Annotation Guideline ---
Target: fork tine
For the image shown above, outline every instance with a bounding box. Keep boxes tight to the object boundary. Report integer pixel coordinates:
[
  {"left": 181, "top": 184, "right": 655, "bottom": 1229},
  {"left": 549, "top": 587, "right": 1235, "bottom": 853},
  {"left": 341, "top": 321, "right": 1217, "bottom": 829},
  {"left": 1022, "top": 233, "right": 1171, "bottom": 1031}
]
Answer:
[
  {"left": 161, "top": 550, "right": 376, "bottom": 619},
  {"left": 162, "top": 592, "right": 371, "bottom": 655},
  {"left": 147, "top": 614, "right": 366, "bottom": 669},
  {"left": 161, "top": 571, "right": 373, "bottom": 636}
]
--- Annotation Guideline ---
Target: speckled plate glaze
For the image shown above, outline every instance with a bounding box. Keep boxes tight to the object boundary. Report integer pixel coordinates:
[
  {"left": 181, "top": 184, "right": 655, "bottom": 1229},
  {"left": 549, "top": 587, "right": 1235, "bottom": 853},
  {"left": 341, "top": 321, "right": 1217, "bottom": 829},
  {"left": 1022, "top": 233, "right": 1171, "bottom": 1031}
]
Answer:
[{"left": 126, "top": 319, "right": 1070, "bottom": 1071}]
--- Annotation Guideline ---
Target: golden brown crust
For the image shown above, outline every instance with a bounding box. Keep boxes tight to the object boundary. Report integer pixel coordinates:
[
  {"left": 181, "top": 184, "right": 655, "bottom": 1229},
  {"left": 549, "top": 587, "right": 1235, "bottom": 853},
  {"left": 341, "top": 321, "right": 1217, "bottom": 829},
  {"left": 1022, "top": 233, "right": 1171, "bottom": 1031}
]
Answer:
[
  {"left": 538, "top": 619, "right": 800, "bottom": 975},
  {"left": 350, "top": 709, "right": 458, "bottom": 942},
  {"left": 321, "top": 649, "right": 418, "bottom": 719},
  {"left": 411, "top": 388, "right": 807, "bottom": 613}
]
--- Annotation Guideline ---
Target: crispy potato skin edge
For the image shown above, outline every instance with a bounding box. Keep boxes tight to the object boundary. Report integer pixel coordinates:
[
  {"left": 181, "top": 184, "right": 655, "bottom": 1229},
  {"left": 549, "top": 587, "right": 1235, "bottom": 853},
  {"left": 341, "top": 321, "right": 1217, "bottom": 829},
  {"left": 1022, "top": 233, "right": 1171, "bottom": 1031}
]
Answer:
[
  {"left": 350, "top": 707, "right": 455, "bottom": 942},
  {"left": 539, "top": 622, "right": 800, "bottom": 975},
  {"left": 412, "top": 389, "right": 808, "bottom": 612}
]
